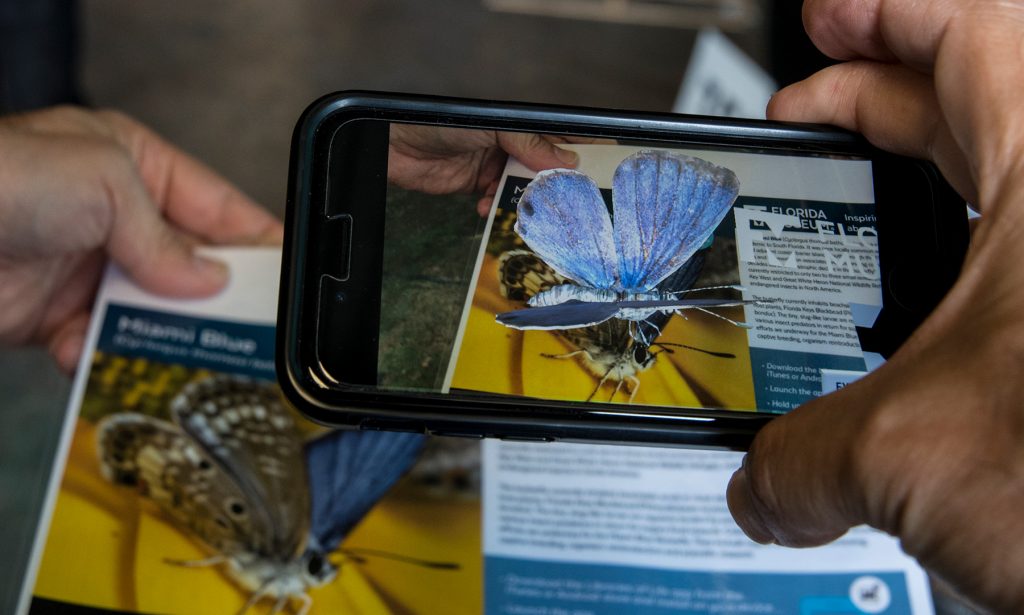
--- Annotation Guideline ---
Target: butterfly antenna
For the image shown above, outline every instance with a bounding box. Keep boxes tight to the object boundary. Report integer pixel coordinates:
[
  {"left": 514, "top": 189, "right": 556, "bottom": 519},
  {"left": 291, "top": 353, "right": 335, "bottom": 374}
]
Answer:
[
  {"left": 654, "top": 342, "right": 736, "bottom": 359},
  {"left": 667, "top": 284, "right": 746, "bottom": 296},
  {"left": 329, "top": 552, "right": 367, "bottom": 565},
  {"left": 339, "top": 548, "right": 461, "bottom": 570},
  {"left": 690, "top": 307, "right": 753, "bottom": 329}
]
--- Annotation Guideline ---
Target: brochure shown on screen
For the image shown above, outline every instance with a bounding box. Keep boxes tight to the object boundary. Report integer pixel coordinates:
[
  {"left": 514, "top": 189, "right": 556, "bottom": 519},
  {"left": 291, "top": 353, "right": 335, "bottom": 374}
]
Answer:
[
  {"left": 446, "top": 143, "right": 885, "bottom": 413},
  {"left": 18, "top": 248, "right": 480, "bottom": 615}
]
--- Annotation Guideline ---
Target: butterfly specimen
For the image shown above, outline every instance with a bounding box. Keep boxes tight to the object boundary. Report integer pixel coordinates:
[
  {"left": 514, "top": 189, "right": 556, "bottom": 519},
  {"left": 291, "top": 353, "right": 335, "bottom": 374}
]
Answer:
[
  {"left": 499, "top": 249, "right": 735, "bottom": 403},
  {"left": 97, "top": 374, "right": 428, "bottom": 615},
  {"left": 496, "top": 150, "right": 753, "bottom": 337}
]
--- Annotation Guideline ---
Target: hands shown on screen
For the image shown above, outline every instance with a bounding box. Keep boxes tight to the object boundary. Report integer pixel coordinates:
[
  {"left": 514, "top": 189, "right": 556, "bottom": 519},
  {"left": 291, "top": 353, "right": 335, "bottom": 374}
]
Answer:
[
  {"left": 0, "top": 107, "right": 282, "bottom": 374},
  {"left": 726, "top": 1, "right": 1024, "bottom": 611},
  {"left": 388, "top": 125, "right": 594, "bottom": 216}
]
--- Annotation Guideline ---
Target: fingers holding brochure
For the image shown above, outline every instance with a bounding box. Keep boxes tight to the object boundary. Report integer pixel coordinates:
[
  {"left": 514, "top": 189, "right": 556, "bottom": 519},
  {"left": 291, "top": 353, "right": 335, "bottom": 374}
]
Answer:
[{"left": 386, "top": 124, "right": 607, "bottom": 216}]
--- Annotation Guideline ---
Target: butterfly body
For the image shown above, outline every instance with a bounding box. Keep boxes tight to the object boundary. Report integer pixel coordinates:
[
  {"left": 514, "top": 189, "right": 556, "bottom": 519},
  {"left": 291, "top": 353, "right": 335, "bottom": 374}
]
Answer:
[
  {"left": 528, "top": 283, "right": 723, "bottom": 323},
  {"left": 499, "top": 250, "right": 669, "bottom": 401},
  {"left": 225, "top": 550, "right": 332, "bottom": 608},
  {"left": 557, "top": 318, "right": 658, "bottom": 380}
]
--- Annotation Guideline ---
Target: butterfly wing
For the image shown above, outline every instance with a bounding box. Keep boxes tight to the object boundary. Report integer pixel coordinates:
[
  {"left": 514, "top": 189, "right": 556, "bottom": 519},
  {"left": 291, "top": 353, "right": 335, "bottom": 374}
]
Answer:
[
  {"left": 612, "top": 150, "right": 739, "bottom": 291},
  {"left": 515, "top": 169, "right": 619, "bottom": 289},
  {"left": 614, "top": 298, "right": 753, "bottom": 311},
  {"left": 497, "top": 249, "right": 568, "bottom": 302},
  {"left": 496, "top": 300, "right": 621, "bottom": 330},
  {"left": 96, "top": 412, "right": 270, "bottom": 557},
  {"left": 170, "top": 375, "right": 310, "bottom": 560},
  {"left": 306, "top": 429, "right": 425, "bottom": 550}
]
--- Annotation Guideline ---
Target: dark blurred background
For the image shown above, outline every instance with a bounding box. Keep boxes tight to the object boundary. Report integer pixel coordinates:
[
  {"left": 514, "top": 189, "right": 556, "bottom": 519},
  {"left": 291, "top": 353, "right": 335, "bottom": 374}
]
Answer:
[{"left": 13, "top": 1, "right": 967, "bottom": 613}]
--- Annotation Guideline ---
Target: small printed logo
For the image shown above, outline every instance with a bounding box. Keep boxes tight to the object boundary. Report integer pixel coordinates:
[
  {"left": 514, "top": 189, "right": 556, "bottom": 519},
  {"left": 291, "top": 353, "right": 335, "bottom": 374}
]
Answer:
[{"left": 849, "top": 575, "right": 891, "bottom": 613}]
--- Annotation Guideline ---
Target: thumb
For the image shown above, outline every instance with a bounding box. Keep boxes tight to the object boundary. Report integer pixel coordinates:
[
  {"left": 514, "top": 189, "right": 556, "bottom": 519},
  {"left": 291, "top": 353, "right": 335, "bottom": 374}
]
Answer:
[
  {"left": 726, "top": 381, "right": 875, "bottom": 547},
  {"left": 102, "top": 153, "right": 229, "bottom": 296},
  {"left": 497, "top": 132, "right": 579, "bottom": 171}
]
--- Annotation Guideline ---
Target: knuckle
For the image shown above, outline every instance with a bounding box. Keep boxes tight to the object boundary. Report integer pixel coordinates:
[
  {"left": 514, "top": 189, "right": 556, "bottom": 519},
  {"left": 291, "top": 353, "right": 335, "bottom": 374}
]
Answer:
[
  {"left": 94, "top": 107, "right": 136, "bottom": 128},
  {"left": 44, "top": 104, "right": 90, "bottom": 122},
  {"left": 800, "top": 0, "right": 834, "bottom": 47}
]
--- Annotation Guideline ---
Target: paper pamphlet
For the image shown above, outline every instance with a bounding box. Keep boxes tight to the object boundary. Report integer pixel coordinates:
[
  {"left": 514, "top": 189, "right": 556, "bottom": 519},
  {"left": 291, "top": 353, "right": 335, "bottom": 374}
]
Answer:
[
  {"left": 18, "top": 247, "right": 481, "bottom": 615},
  {"left": 483, "top": 440, "right": 933, "bottom": 614}
]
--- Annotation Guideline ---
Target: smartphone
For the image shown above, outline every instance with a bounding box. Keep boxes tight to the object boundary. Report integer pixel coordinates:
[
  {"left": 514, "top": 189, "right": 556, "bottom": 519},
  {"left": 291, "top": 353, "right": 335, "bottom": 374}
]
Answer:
[{"left": 277, "top": 91, "right": 967, "bottom": 449}]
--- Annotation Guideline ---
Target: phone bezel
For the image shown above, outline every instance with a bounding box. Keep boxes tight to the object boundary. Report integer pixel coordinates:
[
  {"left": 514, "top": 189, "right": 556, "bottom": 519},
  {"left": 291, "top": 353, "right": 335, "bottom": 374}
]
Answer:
[{"left": 278, "top": 91, "right": 967, "bottom": 449}]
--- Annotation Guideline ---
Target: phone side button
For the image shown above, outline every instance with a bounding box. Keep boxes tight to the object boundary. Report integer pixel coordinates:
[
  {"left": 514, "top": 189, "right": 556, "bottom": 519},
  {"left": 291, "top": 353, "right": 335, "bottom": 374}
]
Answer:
[
  {"left": 499, "top": 435, "right": 554, "bottom": 443},
  {"left": 429, "top": 430, "right": 485, "bottom": 439}
]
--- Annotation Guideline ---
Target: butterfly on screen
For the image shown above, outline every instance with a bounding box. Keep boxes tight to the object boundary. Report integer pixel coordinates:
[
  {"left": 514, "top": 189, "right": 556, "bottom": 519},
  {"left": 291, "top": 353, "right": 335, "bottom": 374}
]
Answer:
[
  {"left": 97, "top": 375, "right": 442, "bottom": 615},
  {"left": 496, "top": 149, "right": 755, "bottom": 340},
  {"left": 499, "top": 249, "right": 735, "bottom": 403}
]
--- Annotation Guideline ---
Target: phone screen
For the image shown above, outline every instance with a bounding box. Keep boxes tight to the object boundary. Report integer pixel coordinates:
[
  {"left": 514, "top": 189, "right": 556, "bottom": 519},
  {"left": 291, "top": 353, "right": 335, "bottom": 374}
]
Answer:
[{"left": 367, "top": 122, "right": 880, "bottom": 415}]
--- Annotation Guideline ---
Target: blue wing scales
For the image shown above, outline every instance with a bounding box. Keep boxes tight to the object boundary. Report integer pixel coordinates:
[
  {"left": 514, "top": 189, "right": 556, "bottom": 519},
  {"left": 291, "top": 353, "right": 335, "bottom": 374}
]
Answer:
[
  {"left": 496, "top": 300, "right": 621, "bottom": 330},
  {"left": 496, "top": 297, "right": 754, "bottom": 330},
  {"left": 612, "top": 151, "right": 739, "bottom": 291},
  {"left": 306, "top": 429, "right": 425, "bottom": 551},
  {"left": 515, "top": 169, "right": 619, "bottom": 289}
]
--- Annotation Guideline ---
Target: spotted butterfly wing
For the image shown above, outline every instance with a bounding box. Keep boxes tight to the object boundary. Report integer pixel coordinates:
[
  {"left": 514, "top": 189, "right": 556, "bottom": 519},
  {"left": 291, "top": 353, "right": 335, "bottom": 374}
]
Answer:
[
  {"left": 498, "top": 248, "right": 569, "bottom": 303},
  {"left": 97, "top": 412, "right": 265, "bottom": 558},
  {"left": 169, "top": 375, "right": 310, "bottom": 561},
  {"left": 97, "top": 375, "right": 428, "bottom": 613}
]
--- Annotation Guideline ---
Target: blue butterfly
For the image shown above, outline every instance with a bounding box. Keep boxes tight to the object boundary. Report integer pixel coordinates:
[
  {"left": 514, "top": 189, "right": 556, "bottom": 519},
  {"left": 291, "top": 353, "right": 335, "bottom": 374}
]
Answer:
[
  {"left": 97, "top": 375, "right": 435, "bottom": 615},
  {"left": 496, "top": 150, "right": 752, "bottom": 336}
]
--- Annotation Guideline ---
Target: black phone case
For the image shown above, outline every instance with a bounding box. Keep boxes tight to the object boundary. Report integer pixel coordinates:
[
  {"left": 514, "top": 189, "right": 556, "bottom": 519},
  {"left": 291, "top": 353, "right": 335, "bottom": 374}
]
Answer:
[{"left": 277, "top": 91, "right": 968, "bottom": 449}]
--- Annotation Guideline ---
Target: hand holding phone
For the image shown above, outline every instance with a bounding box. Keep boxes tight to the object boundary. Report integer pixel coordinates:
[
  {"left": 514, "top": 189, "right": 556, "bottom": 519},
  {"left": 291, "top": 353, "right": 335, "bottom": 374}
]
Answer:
[
  {"left": 278, "top": 92, "right": 967, "bottom": 448},
  {"left": 724, "top": 1, "right": 1024, "bottom": 612}
]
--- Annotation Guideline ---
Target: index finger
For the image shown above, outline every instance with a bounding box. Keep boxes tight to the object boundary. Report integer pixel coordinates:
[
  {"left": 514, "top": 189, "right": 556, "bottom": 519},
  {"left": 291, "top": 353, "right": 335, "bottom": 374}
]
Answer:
[
  {"left": 803, "top": 0, "right": 962, "bottom": 70},
  {"left": 497, "top": 132, "right": 581, "bottom": 171},
  {"left": 102, "top": 111, "right": 283, "bottom": 245}
]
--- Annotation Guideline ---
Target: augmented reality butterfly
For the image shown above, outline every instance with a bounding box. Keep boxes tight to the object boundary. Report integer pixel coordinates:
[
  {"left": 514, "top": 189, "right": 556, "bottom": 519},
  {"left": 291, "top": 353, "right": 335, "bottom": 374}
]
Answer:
[
  {"left": 496, "top": 150, "right": 753, "bottom": 339},
  {"left": 97, "top": 375, "right": 433, "bottom": 615},
  {"left": 499, "top": 249, "right": 735, "bottom": 403}
]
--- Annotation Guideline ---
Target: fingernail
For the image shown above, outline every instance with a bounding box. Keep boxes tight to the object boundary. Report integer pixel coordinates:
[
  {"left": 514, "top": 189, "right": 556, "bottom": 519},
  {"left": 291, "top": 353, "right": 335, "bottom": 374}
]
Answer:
[
  {"left": 555, "top": 147, "right": 579, "bottom": 166},
  {"left": 254, "top": 225, "right": 285, "bottom": 246},
  {"left": 193, "top": 254, "right": 230, "bottom": 284},
  {"left": 727, "top": 467, "right": 778, "bottom": 545}
]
